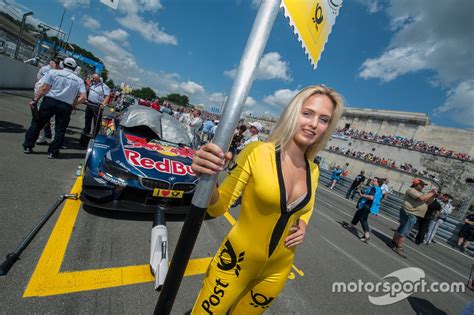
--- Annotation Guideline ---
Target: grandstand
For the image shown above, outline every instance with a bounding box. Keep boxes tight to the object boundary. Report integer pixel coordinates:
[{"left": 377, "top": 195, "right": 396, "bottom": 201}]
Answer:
[{"left": 318, "top": 107, "right": 474, "bottom": 212}]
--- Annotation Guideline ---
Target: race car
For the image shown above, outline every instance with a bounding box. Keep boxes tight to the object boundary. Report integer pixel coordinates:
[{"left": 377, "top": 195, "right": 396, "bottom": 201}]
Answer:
[{"left": 80, "top": 105, "right": 199, "bottom": 214}]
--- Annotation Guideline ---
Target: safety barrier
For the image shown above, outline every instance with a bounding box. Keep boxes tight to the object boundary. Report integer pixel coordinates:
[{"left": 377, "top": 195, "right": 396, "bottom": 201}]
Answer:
[{"left": 318, "top": 168, "right": 474, "bottom": 256}]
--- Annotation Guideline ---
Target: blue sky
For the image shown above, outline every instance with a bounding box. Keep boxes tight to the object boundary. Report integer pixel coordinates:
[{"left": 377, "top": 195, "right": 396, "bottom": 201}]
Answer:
[{"left": 3, "top": 0, "right": 473, "bottom": 129}]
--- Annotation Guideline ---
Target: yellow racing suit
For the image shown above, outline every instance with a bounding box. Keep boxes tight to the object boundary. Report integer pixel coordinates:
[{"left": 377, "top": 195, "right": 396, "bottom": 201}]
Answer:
[{"left": 192, "top": 141, "right": 319, "bottom": 314}]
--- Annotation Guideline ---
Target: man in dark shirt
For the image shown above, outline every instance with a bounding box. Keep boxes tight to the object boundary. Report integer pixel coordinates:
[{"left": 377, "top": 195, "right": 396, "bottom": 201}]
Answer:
[
  {"left": 456, "top": 210, "right": 474, "bottom": 253},
  {"left": 345, "top": 170, "right": 366, "bottom": 200},
  {"left": 415, "top": 195, "right": 442, "bottom": 244}
]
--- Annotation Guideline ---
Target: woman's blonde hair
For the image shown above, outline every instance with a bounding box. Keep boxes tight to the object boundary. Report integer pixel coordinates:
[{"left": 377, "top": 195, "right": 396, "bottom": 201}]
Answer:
[{"left": 267, "top": 85, "right": 344, "bottom": 160}]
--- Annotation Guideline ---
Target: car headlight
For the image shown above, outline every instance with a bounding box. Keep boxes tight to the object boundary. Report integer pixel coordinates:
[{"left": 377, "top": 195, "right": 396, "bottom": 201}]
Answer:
[{"left": 102, "top": 159, "right": 138, "bottom": 181}]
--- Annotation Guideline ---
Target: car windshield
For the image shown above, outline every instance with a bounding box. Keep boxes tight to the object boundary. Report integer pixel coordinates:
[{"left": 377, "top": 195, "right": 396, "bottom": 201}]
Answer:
[{"left": 119, "top": 106, "right": 191, "bottom": 146}]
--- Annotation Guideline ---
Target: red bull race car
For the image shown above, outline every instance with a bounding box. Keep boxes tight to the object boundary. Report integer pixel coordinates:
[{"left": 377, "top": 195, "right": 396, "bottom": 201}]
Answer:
[{"left": 81, "top": 105, "right": 199, "bottom": 214}]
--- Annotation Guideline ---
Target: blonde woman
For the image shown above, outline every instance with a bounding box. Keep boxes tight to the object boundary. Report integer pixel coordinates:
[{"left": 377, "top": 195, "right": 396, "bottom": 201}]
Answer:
[{"left": 191, "top": 85, "right": 344, "bottom": 314}]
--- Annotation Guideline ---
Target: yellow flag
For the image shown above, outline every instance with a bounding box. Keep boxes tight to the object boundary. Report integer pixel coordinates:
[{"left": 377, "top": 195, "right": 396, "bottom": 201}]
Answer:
[{"left": 281, "top": 0, "right": 343, "bottom": 69}]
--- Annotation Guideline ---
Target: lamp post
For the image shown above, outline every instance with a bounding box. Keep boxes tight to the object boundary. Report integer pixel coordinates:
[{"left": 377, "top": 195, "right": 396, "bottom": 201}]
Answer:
[
  {"left": 14, "top": 11, "right": 34, "bottom": 60},
  {"left": 65, "top": 15, "right": 75, "bottom": 50},
  {"left": 55, "top": 7, "right": 66, "bottom": 55}
]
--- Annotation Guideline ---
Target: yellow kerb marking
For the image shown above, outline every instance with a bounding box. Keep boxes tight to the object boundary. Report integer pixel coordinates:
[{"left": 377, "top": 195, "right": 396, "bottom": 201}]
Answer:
[
  {"left": 24, "top": 177, "right": 211, "bottom": 297},
  {"left": 24, "top": 180, "right": 303, "bottom": 297}
]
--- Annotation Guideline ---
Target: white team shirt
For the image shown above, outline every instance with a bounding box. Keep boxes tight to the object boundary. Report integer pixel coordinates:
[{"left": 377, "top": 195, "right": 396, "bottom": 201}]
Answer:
[
  {"left": 42, "top": 68, "right": 86, "bottom": 105},
  {"left": 88, "top": 82, "right": 110, "bottom": 104}
]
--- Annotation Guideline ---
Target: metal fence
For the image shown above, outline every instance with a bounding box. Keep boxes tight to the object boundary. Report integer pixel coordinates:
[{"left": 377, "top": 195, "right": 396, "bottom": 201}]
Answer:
[{"left": 318, "top": 168, "right": 474, "bottom": 257}]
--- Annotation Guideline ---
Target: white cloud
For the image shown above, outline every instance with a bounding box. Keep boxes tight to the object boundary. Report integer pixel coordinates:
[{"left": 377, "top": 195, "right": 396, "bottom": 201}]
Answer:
[
  {"left": 58, "top": 0, "right": 89, "bottom": 9},
  {"left": 117, "top": 13, "right": 177, "bottom": 45},
  {"left": 359, "top": 47, "right": 428, "bottom": 82},
  {"left": 81, "top": 15, "right": 101, "bottom": 30},
  {"left": 434, "top": 81, "right": 474, "bottom": 127},
  {"left": 224, "top": 52, "right": 291, "bottom": 81},
  {"left": 360, "top": 0, "right": 473, "bottom": 85},
  {"left": 87, "top": 35, "right": 230, "bottom": 110},
  {"left": 263, "top": 88, "right": 299, "bottom": 108},
  {"left": 179, "top": 81, "right": 205, "bottom": 95},
  {"left": 245, "top": 96, "right": 256, "bottom": 107},
  {"left": 103, "top": 29, "right": 128, "bottom": 42},
  {"left": 354, "top": 0, "right": 382, "bottom": 14},
  {"left": 118, "top": 0, "right": 162, "bottom": 14},
  {"left": 115, "top": 0, "right": 176, "bottom": 45},
  {"left": 359, "top": 0, "right": 474, "bottom": 127}
]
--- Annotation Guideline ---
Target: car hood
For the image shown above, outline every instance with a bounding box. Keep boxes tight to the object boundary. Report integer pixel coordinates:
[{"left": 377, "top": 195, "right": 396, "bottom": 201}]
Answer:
[{"left": 112, "top": 130, "right": 197, "bottom": 182}]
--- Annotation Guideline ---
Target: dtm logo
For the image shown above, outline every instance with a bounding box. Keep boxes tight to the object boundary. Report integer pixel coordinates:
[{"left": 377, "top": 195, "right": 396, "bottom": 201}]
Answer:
[
  {"left": 217, "top": 240, "right": 245, "bottom": 277},
  {"left": 250, "top": 290, "right": 274, "bottom": 309},
  {"left": 125, "top": 149, "right": 195, "bottom": 176}
]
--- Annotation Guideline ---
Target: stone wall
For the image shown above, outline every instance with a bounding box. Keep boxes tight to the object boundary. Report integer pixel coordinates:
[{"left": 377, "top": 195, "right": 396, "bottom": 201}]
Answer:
[
  {"left": 319, "top": 139, "right": 474, "bottom": 205},
  {"left": 338, "top": 108, "right": 473, "bottom": 155}
]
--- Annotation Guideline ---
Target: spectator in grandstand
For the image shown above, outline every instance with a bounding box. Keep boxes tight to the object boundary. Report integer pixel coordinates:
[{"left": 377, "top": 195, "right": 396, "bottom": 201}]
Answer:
[
  {"left": 329, "top": 165, "right": 343, "bottom": 190},
  {"left": 389, "top": 178, "right": 438, "bottom": 258},
  {"left": 455, "top": 209, "right": 474, "bottom": 253},
  {"left": 424, "top": 194, "right": 453, "bottom": 245},
  {"left": 345, "top": 170, "right": 366, "bottom": 200},
  {"left": 327, "top": 145, "right": 440, "bottom": 180},
  {"left": 343, "top": 178, "right": 383, "bottom": 243},
  {"left": 333, "top": 128, "right": 470, "bottom": 161}
]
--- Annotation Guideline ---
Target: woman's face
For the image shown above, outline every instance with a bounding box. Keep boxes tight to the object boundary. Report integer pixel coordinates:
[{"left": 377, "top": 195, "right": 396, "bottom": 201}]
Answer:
[{"left": 293, "top": 94, "right": 334, "bottom": 149}]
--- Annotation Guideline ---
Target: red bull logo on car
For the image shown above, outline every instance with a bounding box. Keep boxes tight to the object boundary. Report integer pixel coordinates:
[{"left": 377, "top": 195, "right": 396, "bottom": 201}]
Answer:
[
  {"left": 124, "top": 135, "right": 195, "bottom": 159},
  {"left": 125, "top": 149, "right": 196, "bottom": 176}
]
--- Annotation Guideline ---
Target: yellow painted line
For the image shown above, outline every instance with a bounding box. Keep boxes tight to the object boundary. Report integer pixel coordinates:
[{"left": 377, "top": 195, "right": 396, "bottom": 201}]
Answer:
[
  {"left": 24, "top": 177, "right": 212, "bottom": 297},
  {"left": 292, "top": 264, "right": 305, "bottom": 277},
  {"left": 24, "top": 177, "right": 302, "bottom": 297},
  {"left": 223, "top": 212, "right": 237, "bottom": 225}
]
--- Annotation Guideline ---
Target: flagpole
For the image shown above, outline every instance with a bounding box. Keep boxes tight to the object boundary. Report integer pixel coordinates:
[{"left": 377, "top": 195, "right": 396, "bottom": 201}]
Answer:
[{"left": 153, "top": 0, "right": 281, "bottom": 313}]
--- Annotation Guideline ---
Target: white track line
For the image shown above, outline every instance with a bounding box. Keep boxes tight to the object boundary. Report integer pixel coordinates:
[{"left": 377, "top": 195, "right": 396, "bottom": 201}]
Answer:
[
  {"left": 319, "top": 185, "right": 472, "bottom": 259},
  {"left": 316, "top": 197, "right": 469, "bottom": 281},
  {"left": 315, "top": 207, "right": 471, "bottom": 304},
  {"left": 318, "top": 234, "right": 382, "bottom": 280}
]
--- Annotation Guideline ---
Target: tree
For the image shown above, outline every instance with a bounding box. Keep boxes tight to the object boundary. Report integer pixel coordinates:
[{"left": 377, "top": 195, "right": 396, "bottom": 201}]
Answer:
[
  {"left": 165, "top": 93, "right": 190, "bottom": 107},
  {"left": 105, "top": 79, "right": 115, "bottom": 89},
  {"left": 131, "top": 87, "right": 156, "bottom": 100}
]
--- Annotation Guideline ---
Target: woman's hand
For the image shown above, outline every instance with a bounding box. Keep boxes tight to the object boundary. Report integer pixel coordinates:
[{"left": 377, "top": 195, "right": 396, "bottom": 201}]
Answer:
[
  {"left": 191, "top": 143, "right": 232, "bottom": 177},
  {"left": 285, "top": 219, "right": 307, "bottom": 248}
]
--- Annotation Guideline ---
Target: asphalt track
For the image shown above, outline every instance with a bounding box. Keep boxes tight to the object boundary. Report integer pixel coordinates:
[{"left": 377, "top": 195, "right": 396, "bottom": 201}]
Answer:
[{"left": 0, "top": 92, "right": 472, "bottom": 314}]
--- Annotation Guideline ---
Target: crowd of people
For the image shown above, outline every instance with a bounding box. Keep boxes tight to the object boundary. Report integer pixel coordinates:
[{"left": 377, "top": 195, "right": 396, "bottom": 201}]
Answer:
[
  {"left": 23, "top": 57, "right": 87, "bottom": 158},
  {"left": 327, "top": 145, "right": 440, "bottom": 181},
  {"left": 338, "top": 174, "right": 471, "bottom": 257},
  {"left": 334, "top": 128, "right": 471, "bottom": 161}
]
